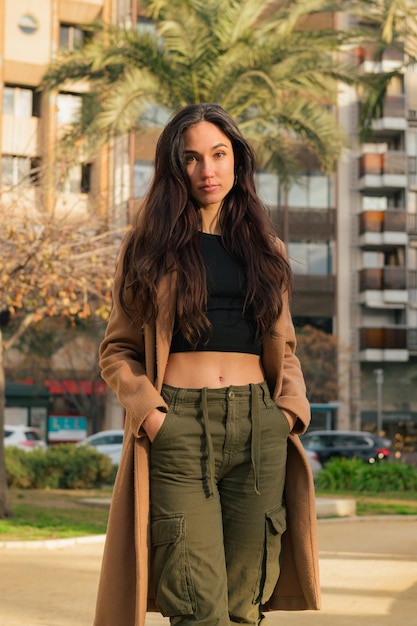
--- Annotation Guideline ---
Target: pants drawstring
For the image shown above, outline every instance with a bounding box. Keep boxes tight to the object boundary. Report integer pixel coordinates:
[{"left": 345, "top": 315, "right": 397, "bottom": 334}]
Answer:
[
  {"left": 201, "top": 387, "right": 217, "bottom": 497},
  {"left": 250, "top": 384, "right": 261, "bottom": 495}
]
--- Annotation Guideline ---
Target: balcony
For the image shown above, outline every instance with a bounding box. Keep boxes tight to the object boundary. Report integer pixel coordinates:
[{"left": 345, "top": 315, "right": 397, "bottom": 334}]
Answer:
[
  {"left": 272, "top": 207, "right": 336, "bottom": 241},
  {"left": 359, "top": 326, "right": 408, "bottom": 361},
  {"left": 358, "top": 267, "right": 408, "bottom": 308},
  {"left": 59, "top": 0, "right": 104, "bottom": 24},
  {"left": 292, "top": 274, "right": 335, "bottom": 317},
  {"left": 358, "top": 151, "right": 408, "bottom": 191},
  {"left": 357, "top": 45, "right": 405, "bottom": 73},
  {"left": 369, "top": 95, "right": 407, "bottom": 134},
  {"left": 1, "top": 115, "right": 39, "bottom": 157},
  {"left": 358, "top": 209, "right": 407, "bottom": 248}
]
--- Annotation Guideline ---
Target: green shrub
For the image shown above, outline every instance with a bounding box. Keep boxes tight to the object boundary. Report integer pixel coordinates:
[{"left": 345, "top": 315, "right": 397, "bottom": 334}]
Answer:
[
  {"left": 316, "top": 458, "right": 417, "bottom": 492},
  {"left": 5, "top": 447, "right": 35, "bottom": 488},
  {"left": 5, "top": 444, "right": 117, "bottom": 489}
]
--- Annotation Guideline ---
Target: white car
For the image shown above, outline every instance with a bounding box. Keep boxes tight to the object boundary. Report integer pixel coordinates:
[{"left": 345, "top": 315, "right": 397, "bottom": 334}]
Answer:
[
  {"left": 77, "top": 429, "right": 124, "bottom": 465},
  {"left": 304, "top": 448, "right": 322, "bottom": 479},
  {"left": 4, "top": 424, "right": 47, "bottom": 451}
]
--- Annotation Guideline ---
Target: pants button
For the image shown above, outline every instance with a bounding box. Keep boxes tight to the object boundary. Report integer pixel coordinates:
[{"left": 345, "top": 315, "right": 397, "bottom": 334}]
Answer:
[{"left": 228, "top": 390, "right": 235, "bottom": 400}]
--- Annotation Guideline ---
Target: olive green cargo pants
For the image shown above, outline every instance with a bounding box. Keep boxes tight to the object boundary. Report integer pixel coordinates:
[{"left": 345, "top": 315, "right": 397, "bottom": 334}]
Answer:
[{"left": 149, "top": 382, "right": 290, "bottom": 626}]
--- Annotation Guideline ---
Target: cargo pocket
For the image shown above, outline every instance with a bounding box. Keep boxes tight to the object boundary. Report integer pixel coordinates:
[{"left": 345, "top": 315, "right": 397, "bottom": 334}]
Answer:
[
  {"left": 259, "top": 504, "right": 287, "bottom": 604},
  {"left": 151, "top": 514, "right": 196, "bottom": 617}
]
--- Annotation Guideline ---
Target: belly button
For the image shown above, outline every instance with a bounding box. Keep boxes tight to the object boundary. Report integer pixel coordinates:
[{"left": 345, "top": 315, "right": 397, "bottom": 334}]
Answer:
[{"left": 218, "top": 375, "right": 224, "bottom": 383}]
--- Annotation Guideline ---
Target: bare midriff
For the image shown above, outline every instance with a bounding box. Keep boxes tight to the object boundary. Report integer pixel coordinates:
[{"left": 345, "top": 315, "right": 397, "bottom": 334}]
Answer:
[{"left": 163, "top": 351, "right": 265, "bottom": 389}]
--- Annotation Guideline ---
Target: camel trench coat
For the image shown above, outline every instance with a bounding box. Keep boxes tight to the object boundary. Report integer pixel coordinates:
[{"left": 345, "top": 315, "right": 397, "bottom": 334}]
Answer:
[{"left": 94, "top": 237, "right": 321, "bottom": 626}]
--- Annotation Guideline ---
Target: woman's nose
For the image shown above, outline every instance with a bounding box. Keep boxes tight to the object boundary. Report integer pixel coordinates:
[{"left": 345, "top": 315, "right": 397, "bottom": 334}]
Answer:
[{"left": 200, "top": 158, "right": 214, "bottom": 178}]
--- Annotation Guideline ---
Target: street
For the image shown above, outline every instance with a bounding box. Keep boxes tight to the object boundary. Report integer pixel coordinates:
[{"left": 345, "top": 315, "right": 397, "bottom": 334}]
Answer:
[{"left": 1, "top": 517, "right": 417, "bottom": 626}]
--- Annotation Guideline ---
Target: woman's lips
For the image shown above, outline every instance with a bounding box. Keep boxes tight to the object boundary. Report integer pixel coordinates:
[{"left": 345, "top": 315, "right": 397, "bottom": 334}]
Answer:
[{"left": 199, "top": 184, "right": 219, "bottom": 192}]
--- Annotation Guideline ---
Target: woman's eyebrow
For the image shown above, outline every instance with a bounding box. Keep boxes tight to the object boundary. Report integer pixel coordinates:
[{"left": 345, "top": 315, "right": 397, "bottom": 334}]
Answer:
[{"left": 184, "top": 143, "right": 229, "bottom": 154}]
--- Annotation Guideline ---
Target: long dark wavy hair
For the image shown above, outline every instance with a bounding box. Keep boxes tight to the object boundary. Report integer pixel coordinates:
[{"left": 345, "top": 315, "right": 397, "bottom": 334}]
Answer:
[{"left": 120, "top": 103, "right": 292, "bottom": 346}]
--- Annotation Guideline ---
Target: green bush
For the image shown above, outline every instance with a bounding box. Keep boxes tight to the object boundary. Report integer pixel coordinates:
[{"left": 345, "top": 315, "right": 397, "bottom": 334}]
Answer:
[
  {"left": 5, "top": 444, "right": 117, "bottom": 489},
  {"left": 316, "top": 458, "right": 417, "bottom": 492},
  {"left": 5, "top": 447, "right": 35, "bottom": 489}
]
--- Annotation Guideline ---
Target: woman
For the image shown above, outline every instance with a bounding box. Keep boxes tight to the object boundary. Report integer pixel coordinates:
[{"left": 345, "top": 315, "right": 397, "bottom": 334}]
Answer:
[{"left": 94, "top": 103, "right": 320, "bottom": 626}]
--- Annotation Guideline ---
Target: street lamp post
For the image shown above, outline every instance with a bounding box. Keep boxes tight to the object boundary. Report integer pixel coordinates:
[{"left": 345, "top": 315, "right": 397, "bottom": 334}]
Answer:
[{"left": 374, "top": 368, "right": 384, "bottom": 435}]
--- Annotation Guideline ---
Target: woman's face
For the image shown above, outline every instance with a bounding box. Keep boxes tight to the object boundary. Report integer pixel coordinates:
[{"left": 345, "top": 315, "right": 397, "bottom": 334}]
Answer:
[{"left": 182, "top": 121, "right": 235, "bottom": 214}]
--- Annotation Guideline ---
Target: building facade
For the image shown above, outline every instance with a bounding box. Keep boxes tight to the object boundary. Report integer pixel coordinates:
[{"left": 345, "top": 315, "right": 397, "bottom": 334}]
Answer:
[{"left": 1, "top": 1, "right": 416, "bottom": 451}]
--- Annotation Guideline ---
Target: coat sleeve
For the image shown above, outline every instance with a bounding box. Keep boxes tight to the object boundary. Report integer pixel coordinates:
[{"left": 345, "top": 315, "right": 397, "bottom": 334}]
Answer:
[
  {"left": 270, "top": 238, "right": 311, "bottom": 434},
  {"left": 275, "top": 292, "right": 310, "bottom": 434},
  {"left": 99, "top": 234, "right": 168, "bottom": 437}
]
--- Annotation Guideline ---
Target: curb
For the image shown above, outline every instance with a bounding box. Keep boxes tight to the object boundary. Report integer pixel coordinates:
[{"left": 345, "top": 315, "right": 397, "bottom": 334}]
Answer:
[
  {"left": 0, "top": 534, "right": 106, "bottom": 550},
  {"left": 2, "top": 517, "right": 416, "bottom": 550}
]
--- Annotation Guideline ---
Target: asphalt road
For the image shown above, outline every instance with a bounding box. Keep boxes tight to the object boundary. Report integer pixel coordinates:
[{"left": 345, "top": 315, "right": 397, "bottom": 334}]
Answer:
[{"left": 1, "top": 517, "right": 417, "bottom": 626}]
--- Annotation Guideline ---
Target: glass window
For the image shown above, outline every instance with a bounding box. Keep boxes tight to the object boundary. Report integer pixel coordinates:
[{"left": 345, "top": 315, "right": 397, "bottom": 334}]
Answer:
[
  {"left": 288, "top": 242, "right": 331, "bottom": 275},
  {"left": 3, "top": 88, "right": 15, "bottom": 115},
  {"left": 57, "top": 93, "right": 82, "bottom": 125},
  {"left": 285, "top": 173, "right": 332, "bottom": 209},
  {"left": 3, "top": 86, "right": 33, "bottom": 117},
  {"left": 309, "top": 243, "right": 329, "bottom": 274},
  {"left": 133, "top": 160, "right": 153, "bottom": 198},
  {"left": 18, "top": 14, "right": 39, "bottom": 35},
  {"left": 362, "top": 196, "right": 387, "bottom": 210},
  {"left": 287, "top": 179, "right": 307, "bottom": 207},
  {"left": 256, "top": 172, "right": 278, "bottom": 206},
  {"left": 309, "top": 174, "right": 329, "bottom": 208},
  {"left": 1, "top": 156, "right": 14, "bottom": 186},
  {"left": 137, "top": 18, "right": 156, "bottom": 36},
  {"left": 59, "top": 25, "right": 85, "bottom": 51},
  {"left": 362, "top": 251, "right": 383, "bottom": 269},
  {"left": 1, "top": 155, "right": 31, "bottom": 187},
  {"left": 408, "top": 130, "right": 417, "bottom": 157}
]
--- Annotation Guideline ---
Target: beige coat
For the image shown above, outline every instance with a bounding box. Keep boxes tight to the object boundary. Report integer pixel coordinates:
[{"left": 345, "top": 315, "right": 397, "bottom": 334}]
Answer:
[{"left": 94, "top": 237, "right": 321, "bottom": 626}]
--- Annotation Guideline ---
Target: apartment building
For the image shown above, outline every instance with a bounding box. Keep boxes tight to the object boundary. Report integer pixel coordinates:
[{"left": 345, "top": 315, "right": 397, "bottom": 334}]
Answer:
[
  {"left": 1, "top": 1, "right": 416, "bottom": 450},
  {"left": 345, "top": 39, "right": 417, "bottom": 450},
  {"left": 0, "top": 0, "right": 114, "bottom": 219}
]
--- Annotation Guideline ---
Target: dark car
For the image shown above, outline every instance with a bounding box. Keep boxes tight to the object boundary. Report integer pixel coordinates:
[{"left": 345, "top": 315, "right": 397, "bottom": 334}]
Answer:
[{"left": 301, "top": 430, "right": 391, "bottom": 465}]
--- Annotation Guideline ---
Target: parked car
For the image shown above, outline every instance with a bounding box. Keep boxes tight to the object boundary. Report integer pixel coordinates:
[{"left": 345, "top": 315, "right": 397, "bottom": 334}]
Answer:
[
  {"left": 77, "top": 429, "right": 124, "bottom": 465},
  {"left": 4, "top": 424, "right": 47, "bottom": 451},
  {"left": 301, "top": 430, "right": 391, "bottom": 465},
  {"left": 304, "top": 448, "right": 323, "bottom": 478}
]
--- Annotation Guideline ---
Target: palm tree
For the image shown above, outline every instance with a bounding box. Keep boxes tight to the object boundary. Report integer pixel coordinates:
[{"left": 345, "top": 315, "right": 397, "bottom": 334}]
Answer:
[
  {"left": 43, "top": 0, "right": 357, "bottom": 174},
  {"left": 345, "top": 0, "right": 417, "bottom": 139}
]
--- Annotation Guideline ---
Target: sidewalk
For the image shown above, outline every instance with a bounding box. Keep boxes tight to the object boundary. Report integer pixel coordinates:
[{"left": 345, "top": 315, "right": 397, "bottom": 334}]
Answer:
[{"left": 1, "top": 516, "right": 417, "bottom": 626}]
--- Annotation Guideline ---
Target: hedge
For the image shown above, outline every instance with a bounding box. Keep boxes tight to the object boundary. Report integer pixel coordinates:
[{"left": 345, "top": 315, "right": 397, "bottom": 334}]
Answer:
[
  {"left": 315, "top": 457, "right": 417, "bottom": 492},
  {"left": 5, "top": 444, "right": 117, "bottom": 489}
]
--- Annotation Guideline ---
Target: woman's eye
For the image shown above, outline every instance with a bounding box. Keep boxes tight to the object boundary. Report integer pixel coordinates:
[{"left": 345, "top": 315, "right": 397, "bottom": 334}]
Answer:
[
  {"left": 214, "top": 152, "right": 225, "bottom": 159},
  {"left": 184, "top": 155, "right": 196, "bottom": 163}
]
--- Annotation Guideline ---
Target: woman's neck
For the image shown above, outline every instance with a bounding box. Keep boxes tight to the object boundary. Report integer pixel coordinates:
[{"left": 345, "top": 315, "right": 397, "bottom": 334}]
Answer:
[{"left": 200, "top": 207, "right": 221, "bottom": 235}]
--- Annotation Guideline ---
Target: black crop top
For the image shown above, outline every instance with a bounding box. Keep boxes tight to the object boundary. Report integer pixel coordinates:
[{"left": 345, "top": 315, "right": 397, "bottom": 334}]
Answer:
[{"left": 170, "top": 233, "right": 262, "bottom": 355}]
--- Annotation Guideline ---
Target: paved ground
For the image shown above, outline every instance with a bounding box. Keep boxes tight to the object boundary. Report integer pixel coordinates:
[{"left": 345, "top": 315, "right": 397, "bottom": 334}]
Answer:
[{"left": 1, "top": 517, "right": 417, "bottom": 626}]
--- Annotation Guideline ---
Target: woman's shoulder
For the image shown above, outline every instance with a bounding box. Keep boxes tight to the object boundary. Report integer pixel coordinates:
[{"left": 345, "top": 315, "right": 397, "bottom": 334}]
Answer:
[{"left": 271, "top": 235, "right": 287, "bottom": 256}]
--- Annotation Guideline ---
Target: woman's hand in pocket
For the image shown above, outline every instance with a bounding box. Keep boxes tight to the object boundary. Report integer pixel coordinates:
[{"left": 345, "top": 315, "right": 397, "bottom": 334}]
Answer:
[{"left": 142, "top": 408, "right": 167, "bottom": 442}]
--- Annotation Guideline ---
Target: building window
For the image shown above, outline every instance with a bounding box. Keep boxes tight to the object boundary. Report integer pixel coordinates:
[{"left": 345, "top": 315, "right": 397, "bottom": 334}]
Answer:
[
  {"left": 133, "top": 161, "right": 153, "bottom": 198},
  {"left": 56, "top": 93, "right": 82, "bottom": 125},
  {"left": 3, "top": 86, "right": 39, "bottom": 118},
  {"left": 59, "top": 25, "right": 85, "bottom": 51},
  {"left": 56, "top": 162, "right": 92, "bottom": 194},
  {"left": 137, "top": 17, "right": 156, "bottom": 36},
  {"left": 361, "top": 192, "right": 404, "bottom": 210},
  {"left": 2, "top": 155, "right": 31, "bottom": 187},
  {"left": 256, "top": 172, "right": 278, "bottom": 206},
  {"left": 288, "top": 241, "right": 332, "bottom": 275},
  {"left": 286, "top": 173, "right": 332, "bottom": 209},
  {"left": 18, "top": 14, "right": 39, "bottom": 35},
  {"left": 81, "top": 163, "right": 92, "bottom": 194}
]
